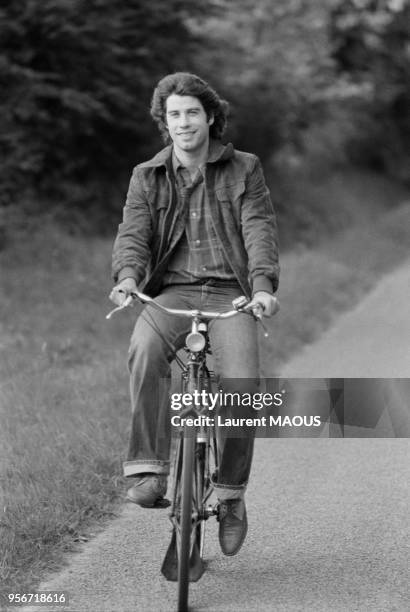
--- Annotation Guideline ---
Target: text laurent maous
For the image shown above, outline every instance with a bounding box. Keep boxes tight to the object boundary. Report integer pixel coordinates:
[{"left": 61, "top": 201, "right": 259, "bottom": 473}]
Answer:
[{"left": 170, "top": 415, "right": 322, "bottom": 427}]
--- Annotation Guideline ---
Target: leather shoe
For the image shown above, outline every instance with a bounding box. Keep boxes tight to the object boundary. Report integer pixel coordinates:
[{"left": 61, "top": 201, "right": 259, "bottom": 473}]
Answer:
[
  {"left": 217, "top": 498, "right": 248, "bottom": 556},
  {"left": 126, "top": 474, "right": 167, "bottom": 508}
]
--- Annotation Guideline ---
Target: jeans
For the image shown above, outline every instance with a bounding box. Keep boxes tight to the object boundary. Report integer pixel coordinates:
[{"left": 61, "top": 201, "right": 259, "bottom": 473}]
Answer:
[{"left": 123, "top": 282, "right": 260, "bottom": 499}]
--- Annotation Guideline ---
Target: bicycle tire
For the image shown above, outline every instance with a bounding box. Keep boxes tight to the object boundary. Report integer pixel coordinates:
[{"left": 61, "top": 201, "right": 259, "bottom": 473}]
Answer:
[
  {"left": 177, "top": 428, "right": 195, "bottom": 611},
  {"left": 195, "top": 441, "right": 207, "bottom": 558},
  {"left": 163, "top": 366, "right": 218, "bottom": 610}
]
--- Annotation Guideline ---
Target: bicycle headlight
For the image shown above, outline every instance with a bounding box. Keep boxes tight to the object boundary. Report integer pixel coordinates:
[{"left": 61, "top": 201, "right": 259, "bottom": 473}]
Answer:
[{"left": 186, "top": 331, "right": 206, "bottom": 352}]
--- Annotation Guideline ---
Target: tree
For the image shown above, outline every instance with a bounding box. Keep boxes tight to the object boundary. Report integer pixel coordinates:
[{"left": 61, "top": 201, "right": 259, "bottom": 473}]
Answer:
[
  {"left": 0, "top": 0, "right": 216, "bottom": 208},
  {"left": 330, "top": 0, "right": 410, "bottom": 181},
  {"left": 190, "top": 0, "right": 341, "bottom": 160}
]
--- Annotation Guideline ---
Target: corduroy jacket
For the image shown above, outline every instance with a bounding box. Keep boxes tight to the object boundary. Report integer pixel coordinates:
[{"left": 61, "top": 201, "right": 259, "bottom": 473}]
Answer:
[{"left": 112, "top": 139, "right": 279, "bottom": 298}]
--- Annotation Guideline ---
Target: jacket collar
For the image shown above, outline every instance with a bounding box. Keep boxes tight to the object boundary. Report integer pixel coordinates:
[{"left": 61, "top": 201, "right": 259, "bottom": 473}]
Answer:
[{"left": 140, "top": 139, "right": 234, "bottom": 169}]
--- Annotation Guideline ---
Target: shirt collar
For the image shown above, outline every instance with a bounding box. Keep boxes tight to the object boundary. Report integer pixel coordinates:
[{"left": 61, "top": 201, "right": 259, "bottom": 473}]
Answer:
[
  {"left": 139, "top": 139, "right": 234, "bottom": 169},
  {"left": 172, "top": 149, "right": 206, "bottom": 177}
]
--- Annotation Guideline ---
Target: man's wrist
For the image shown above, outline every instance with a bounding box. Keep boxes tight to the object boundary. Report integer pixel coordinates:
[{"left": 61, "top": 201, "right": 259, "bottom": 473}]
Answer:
[
  {"left": 252, "top": 275, "right": 275, "bottom": 296},
  {"left": 118, "top": 277, "right": 137, "bottom": 284},
  {"left": 117, "top": 266, "right": 138, "bottom": 284}
]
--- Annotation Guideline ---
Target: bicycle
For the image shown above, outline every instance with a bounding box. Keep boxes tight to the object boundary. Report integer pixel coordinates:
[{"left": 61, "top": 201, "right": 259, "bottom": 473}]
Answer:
[{"left": 107, "top": 290, "right": 269, "bottom": 612}]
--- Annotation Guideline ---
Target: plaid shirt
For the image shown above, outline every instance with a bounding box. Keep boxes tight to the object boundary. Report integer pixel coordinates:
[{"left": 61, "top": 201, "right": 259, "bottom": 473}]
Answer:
[{"left": 162, "top": 154, "right": 235, "bottom": 286}]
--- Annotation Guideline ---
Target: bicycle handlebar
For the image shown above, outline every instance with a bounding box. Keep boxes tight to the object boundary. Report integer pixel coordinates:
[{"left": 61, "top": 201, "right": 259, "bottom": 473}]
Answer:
[
  {"left": 106, "top": 289, "right": 270, "bottom": 337},
  {"left": 106, "top": 289, "right": 259, "bottom": 321}
]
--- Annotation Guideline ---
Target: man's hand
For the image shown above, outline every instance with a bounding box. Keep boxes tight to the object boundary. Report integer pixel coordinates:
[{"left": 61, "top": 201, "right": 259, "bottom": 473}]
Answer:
[
  {"left": 109, "top": 278, "right": 137, "bottom": 306},
  {"left": 246, "top": 291, "right": 279, "bottom": 318}
]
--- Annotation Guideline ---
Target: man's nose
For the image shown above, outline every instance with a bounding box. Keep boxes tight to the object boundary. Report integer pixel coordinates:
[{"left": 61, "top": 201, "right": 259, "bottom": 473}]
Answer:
[{"left": 178, "top": 112, "right": 190, "bottom": 127}]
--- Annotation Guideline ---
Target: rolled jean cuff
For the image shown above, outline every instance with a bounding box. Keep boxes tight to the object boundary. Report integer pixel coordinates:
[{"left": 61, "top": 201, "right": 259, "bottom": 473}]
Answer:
[
  {"left": 123, "top": 460, "right": 170, "bottom": 477},
  {"left": 212, "top": 479, "right": 247, "bottom": 501}
]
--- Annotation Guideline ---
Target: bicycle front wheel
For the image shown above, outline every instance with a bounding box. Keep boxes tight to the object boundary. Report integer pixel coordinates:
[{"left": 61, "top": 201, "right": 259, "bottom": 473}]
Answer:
[{"left": 178, "top": 429, "right": 196, "bottom": 612}]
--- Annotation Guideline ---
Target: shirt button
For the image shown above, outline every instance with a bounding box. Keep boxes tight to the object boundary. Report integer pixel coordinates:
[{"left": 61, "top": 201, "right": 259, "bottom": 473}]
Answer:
[
  {"left": 195, "top": 239, "right": 201, "bottom": 246},
  {"left": 202, "top": 266, "right": 207, "bottom": 272},
  {"left": 192, "top": 212, "right": 197, "bottom": 218}
]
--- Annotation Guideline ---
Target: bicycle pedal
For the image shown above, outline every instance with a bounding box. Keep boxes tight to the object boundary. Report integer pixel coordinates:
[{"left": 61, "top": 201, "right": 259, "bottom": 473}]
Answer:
[{"left": 204, "top": 504, "right": 217, "bottom": 519}]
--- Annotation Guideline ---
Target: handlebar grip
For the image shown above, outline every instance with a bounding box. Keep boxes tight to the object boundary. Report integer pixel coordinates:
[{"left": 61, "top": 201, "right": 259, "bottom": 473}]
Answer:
[{"left": 254, "top": 301, "right": 266, "bottom": 312}]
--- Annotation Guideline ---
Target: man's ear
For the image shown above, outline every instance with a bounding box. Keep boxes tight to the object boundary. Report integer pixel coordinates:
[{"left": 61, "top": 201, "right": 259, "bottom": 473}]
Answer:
[{"left": 208, "top": 113, "right": 214, "bottom": 126}]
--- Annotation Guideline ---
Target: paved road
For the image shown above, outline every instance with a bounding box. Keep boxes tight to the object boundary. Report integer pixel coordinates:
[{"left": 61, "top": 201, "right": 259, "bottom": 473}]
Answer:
[
  {"left": 281, "top": 259, "right": 410, "bottom": 378},
  {"left": 21, "top": 262, "right": 410, "bottom": 612}
]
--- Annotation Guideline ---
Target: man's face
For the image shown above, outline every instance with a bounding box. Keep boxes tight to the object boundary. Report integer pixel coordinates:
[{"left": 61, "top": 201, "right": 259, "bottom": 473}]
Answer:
[{"left": 165, "top": 94, "right": 214, "bottom": 154}]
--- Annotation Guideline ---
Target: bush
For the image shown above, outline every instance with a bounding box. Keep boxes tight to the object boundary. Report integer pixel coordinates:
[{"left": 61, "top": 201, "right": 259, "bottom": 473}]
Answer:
[
  {"left": 330, "top": 0, "right": 410, "bottom": 182},
  {"left": 0, "top": 0, "right": 214, "bottom": 207}
]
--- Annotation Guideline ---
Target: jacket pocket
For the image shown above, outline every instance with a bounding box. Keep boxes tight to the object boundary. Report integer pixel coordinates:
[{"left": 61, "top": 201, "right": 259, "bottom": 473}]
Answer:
[
  {"left": 214, "top": 180, "right": 246, "bottom": 230},
  {"left": 214, "top": 180, "right": 246, "bottom": 204}
]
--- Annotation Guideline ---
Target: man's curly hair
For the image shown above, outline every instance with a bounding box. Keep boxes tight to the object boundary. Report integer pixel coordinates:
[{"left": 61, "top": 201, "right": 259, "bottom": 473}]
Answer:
[{"left": 150, "top": 72, "right": 229, "bottom": 143}]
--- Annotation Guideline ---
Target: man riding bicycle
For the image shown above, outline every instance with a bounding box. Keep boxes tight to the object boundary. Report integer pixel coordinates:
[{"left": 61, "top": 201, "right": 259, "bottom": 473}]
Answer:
[{"left": 109, "top": 72, "right": 279, "bottom": 556}]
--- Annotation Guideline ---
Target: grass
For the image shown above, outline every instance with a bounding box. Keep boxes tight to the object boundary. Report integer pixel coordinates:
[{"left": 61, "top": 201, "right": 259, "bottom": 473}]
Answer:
[
  {"left": 0, "top": 223, "right": 134, "bottom": 599},
  {"left": 0, "top": 177, "right": 409, "bottom": 601},
  {"left": 261, "top": 202, "right": 410, "bottom": 373},
  {"left": 274, "top": 165, "right": 410, "bottom": 249}
]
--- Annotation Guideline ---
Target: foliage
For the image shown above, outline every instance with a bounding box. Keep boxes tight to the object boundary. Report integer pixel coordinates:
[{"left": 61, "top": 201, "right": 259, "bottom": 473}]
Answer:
[
  {"left": 0, "top": 0, "right": 216, "bottom": 207},
  {"left": 1, "top": 0, "right": 409, "bottom": 228},
  {"left": 194, "top": 0, "right": 340, "bottom": 160},
  {"left": 330, "top": 0, "right": 410, "bottom": 181}
]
